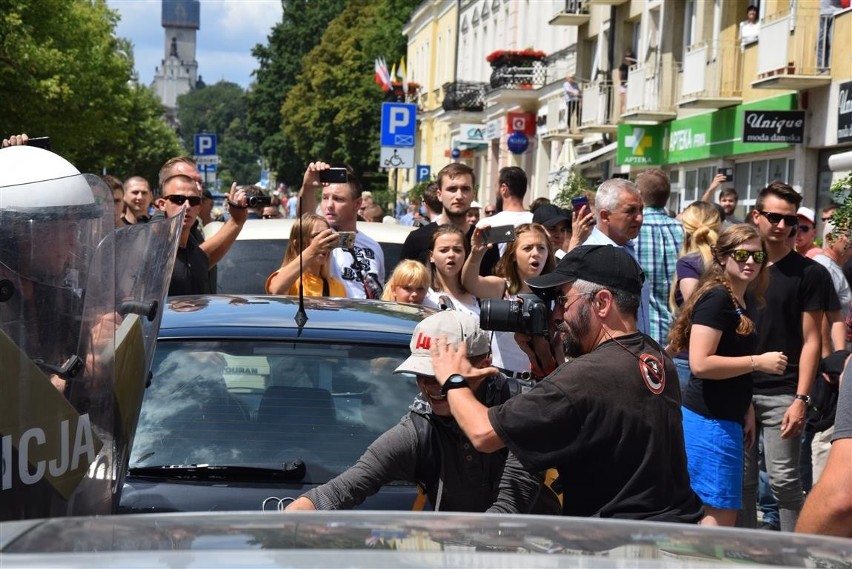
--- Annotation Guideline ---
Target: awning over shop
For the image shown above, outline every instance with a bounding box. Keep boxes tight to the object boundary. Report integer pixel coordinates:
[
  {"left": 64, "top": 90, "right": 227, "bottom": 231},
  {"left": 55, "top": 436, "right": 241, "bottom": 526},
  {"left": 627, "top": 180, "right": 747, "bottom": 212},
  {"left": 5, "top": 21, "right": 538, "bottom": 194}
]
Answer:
[{"left": 572, "top": 141, "right": 617, "bottom": 167}]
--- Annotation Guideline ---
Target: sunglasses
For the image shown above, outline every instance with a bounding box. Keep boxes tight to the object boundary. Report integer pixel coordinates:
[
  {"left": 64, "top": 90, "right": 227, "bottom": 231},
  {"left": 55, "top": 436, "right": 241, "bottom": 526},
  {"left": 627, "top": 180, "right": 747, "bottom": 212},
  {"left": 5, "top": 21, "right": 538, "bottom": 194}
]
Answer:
[
  {"left": 484, "top": 210, "right": 496, "bottom": 215},
  {"left": 726, "top": 249, "right": 767, "bottom": 264},
  {"left": 798, "top": 224, "right": 813, "bottom": 233},
  {"left": 822, "top": 216, "right": 832, "bottom": 222},
  {"left": 163, "top": 194, "right": 202, "bottom": 207},
  {"left": 757, "top": 210, "right": 798, "bottom": 226}
]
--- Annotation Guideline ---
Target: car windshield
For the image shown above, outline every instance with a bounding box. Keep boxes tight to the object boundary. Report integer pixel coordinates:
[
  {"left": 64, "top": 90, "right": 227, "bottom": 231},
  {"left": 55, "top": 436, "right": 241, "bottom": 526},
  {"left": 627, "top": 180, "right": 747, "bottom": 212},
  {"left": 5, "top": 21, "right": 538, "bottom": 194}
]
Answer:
[
  {"left": 130, "top": 340, "right": 418, "bottom": 484},
  {"left": 214, "top": 240, "right": 404, "bottom": 294}
]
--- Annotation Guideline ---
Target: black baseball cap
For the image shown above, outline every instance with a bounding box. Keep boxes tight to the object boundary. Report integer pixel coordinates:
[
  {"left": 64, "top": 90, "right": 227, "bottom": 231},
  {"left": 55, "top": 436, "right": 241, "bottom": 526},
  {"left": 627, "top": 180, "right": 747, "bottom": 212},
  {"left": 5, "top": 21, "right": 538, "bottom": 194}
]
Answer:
[
  {"left": 526, "top": 245, "right": 644, "bottom": 298},
  {"left": 201, "top": 188, "right": 213, "bottom": 200},
  {"left": 532, "top": 203, "right": 571, "bottom": 228}
]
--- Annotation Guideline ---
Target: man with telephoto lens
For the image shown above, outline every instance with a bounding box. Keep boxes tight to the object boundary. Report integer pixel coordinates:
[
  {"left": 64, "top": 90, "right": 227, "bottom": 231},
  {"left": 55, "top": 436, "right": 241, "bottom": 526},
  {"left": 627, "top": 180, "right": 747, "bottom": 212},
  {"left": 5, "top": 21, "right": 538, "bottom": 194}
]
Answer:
[{"left": 429, "top": 245, "right": 704, "bottom": 522}]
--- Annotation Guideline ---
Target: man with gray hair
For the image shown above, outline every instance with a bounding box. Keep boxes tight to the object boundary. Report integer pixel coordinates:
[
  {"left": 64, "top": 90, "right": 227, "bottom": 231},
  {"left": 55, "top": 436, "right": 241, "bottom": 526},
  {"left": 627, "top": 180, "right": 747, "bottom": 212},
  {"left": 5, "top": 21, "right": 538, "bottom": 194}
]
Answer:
[
  {"left": 583, "top": 178, "right": 651, "bottom": 335},
  {"left": 635, "top": 168, "right": 683, "bottom": 346}
]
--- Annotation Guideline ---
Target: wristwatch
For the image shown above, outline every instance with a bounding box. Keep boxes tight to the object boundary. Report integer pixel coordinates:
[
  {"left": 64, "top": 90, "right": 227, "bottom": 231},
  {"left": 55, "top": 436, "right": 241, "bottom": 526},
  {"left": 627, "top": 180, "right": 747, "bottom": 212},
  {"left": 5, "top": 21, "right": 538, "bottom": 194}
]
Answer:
[
  {"left": 441, "top": 374, "right": 469, "bottom": 395},
  {"left": 794, "top": 394, "right": 811, "bottom": 404}
]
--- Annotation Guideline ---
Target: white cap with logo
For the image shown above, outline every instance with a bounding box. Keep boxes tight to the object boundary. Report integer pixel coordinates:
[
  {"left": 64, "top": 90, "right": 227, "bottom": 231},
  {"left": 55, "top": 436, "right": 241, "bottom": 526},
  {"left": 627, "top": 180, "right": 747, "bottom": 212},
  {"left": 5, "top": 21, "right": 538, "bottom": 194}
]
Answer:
[{"left": 394, "top": 311, "right": 491, "bottom": 377}]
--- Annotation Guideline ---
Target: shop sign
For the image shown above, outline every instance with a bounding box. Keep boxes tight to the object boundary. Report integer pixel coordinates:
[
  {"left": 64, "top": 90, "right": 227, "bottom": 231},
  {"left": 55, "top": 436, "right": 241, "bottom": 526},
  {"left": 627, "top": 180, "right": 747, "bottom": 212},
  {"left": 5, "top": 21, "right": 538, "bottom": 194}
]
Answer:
[
  {"left": 616, "top": 94, "right": 797, "bottom": 165},
  {"left": 616, "top": 124, "right": 664, "bottom": 165},
  {"left": 485, "top": 118, "right": 502, "bottom": 140},
  {"left": 507, "top": 112, "right": 536, "bottom": 136},
  {"left": 839, "top": 81, "right": 852, "bottom": 144},
  {"left": 742, "top": 110, "right": 805, "bottom": 144},
  {"left": 457, "top": 123, "right": 487, "bottom": 145}
]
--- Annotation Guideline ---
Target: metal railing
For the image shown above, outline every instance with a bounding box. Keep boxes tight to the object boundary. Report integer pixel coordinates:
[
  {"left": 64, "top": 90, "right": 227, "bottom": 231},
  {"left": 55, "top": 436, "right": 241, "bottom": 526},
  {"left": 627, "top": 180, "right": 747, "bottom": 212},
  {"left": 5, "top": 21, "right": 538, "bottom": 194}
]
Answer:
[
  {"left": 441, "top": 81, "right": 487, "bottom": 112},
  {"left": 488, "top": 61, "right": 547, "bottom": 90}
]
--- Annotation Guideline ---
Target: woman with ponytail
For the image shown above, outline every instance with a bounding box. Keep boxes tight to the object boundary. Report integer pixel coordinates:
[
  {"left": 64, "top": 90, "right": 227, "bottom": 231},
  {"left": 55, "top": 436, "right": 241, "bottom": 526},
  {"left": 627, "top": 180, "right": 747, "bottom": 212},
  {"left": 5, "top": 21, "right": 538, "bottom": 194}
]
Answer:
[
  {"left": 668, "top": 224, "right": 787, "bottom": 527},
  {"left": 669, "top": 202, "right": 723, "bottom": 389}
]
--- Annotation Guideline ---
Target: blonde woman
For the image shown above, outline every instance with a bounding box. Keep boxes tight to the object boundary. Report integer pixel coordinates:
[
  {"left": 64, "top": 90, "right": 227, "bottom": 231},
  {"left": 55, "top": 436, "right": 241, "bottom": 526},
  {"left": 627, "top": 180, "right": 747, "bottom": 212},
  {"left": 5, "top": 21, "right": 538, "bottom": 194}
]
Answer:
[
  {"left": 381, "top": 260, "right": 429, "bottom": 304},
  {"left": 669, "top": 225, "right": 786, "bottom": 526},
  {"left": 670, "top": 202, "right": 723, "bottom": 389},
  {"left": 265, "top": 214, "right": 346, "bottom": 297}
]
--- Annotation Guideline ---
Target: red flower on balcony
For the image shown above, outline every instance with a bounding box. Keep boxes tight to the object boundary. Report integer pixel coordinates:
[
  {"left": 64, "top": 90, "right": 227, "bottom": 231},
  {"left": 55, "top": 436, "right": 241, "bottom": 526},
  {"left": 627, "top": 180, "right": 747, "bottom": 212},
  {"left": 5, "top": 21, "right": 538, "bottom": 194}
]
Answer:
[{"left": 486, "top": 49, "right": 546, "bottom": 64}]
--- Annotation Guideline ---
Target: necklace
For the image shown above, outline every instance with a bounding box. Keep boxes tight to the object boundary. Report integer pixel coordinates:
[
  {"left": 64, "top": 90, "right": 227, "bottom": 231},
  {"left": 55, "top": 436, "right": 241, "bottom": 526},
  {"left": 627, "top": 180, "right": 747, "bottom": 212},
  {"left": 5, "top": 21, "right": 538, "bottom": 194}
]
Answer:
[{"left": 602, "top": 329, "right": 668, "bottom": 393}]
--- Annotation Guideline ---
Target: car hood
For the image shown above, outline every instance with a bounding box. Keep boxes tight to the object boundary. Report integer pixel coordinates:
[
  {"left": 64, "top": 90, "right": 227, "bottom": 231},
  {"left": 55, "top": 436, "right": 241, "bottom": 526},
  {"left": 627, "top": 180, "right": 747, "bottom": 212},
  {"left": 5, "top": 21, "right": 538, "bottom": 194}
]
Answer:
[{"left": 2, "top": 511, "right": 850, "bottom": 568}]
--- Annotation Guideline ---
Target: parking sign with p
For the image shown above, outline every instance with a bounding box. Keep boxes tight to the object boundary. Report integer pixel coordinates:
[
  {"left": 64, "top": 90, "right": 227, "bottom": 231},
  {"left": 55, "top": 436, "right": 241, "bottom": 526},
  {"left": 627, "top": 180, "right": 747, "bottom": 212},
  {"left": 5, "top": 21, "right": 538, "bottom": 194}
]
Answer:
[
  {"left": 381, "top": 103, "right": 416, "bottom": 148},
  {"left": 194, "top": 133, "right": 217, "bottom": 156}
]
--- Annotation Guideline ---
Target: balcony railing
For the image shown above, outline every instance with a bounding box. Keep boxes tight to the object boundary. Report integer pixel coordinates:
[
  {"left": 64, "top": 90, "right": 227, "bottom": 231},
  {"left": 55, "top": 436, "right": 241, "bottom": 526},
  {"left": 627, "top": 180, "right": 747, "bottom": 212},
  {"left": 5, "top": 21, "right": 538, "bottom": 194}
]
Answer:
[
  {"left": 623, "top": 60, "right": 679, "bottom": 122},
  {"left": 549, "top": 0, "right": 590, "bottom": 26},
  {"left": 580, "top": 81, "right": 617, "bottom": 132},
  {"left": 753, "top": 12, "right": 833, "bottom": 89},
  {"left": 679, "top": 41, "right": 743, "bottom": 107},
  {"left": 489, "top": 61, "right": 547, "bottom": 90},
  {"left": 441, "top": 81, "right": 487, "bottom": 112}
]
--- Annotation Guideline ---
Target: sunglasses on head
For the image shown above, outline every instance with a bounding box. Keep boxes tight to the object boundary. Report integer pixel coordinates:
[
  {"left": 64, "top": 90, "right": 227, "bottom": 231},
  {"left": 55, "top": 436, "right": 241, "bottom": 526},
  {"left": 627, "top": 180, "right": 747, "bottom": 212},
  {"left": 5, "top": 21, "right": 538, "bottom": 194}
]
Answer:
[
  {"left": 164, "top": 194, "right": 202, "bottom": 207},
  {"left": 725, "top": 249, "right": 767, "bottom": 264},
  {"left": 757, "top": 210, "right": 798, "bottom": 226}
]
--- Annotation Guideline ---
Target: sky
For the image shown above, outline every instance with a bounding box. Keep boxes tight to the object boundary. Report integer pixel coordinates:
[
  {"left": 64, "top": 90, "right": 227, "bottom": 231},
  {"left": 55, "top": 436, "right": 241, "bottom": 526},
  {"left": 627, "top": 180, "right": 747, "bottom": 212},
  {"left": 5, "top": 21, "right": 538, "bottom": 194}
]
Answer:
[{"left": 107, "top": 0, "right": 284, "bottom": 89}]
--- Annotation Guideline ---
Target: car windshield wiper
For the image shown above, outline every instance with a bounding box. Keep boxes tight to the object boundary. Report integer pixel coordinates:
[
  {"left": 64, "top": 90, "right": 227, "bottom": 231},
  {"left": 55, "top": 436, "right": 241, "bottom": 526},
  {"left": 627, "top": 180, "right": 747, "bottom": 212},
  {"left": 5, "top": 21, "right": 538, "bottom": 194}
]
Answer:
[{"left": 128, "top": 460, "right": 306, "bottom": 482}]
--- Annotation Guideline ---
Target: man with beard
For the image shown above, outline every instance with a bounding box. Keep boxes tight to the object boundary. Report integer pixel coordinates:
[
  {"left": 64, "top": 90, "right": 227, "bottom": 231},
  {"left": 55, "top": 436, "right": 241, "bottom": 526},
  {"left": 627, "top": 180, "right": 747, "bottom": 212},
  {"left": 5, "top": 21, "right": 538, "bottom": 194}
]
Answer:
[{"left": 429, "top": 245, "right": 704, "bottom": 523}]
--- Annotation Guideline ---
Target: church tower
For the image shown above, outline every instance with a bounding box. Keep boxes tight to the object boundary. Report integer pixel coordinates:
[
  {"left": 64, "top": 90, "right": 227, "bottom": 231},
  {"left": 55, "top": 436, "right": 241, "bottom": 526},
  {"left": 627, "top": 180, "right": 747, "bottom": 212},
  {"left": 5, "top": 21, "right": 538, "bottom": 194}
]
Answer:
[{"left": 152, "top": 0, "right": 200, "bottom": 125}]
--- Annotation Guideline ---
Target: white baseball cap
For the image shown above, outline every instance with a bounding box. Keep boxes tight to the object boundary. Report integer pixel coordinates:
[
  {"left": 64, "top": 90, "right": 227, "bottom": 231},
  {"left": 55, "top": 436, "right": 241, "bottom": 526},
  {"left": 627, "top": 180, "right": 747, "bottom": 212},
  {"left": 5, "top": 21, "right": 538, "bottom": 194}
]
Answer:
[
  {"left": 394, "top": 311, "right": 491, "bottom": 377},
  {"left": 797, "top": 206, "right": 815, "bottom": 224}
]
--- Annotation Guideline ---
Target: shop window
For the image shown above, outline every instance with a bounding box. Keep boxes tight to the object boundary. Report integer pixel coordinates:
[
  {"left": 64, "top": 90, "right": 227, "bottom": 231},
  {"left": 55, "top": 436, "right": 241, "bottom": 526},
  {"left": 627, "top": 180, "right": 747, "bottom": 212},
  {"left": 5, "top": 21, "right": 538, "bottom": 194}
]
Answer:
[
  {"left": 685, "top": 170, "right": 697, "bottom": 201},
  {"left": 768, "top": 159, "right": 786, "bottom": 183}
]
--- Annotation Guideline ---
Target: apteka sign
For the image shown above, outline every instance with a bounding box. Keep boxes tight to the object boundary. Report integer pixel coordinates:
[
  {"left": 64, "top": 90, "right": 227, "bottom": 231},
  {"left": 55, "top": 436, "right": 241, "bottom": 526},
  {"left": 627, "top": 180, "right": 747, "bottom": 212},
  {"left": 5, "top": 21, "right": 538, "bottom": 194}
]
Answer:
[{"left": 742, "top": 110, "right": 805, "bottom": 144}]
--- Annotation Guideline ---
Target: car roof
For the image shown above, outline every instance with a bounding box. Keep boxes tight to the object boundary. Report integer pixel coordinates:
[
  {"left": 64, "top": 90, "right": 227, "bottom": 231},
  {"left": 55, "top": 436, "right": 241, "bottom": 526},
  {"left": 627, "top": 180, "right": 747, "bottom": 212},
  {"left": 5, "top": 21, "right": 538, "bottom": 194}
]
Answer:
[
  {"left": 204, "top": 219, "right": 416, "bottom": 244},
  {"left": 159, "top": 295, "right": 431, "bottom": 339}
]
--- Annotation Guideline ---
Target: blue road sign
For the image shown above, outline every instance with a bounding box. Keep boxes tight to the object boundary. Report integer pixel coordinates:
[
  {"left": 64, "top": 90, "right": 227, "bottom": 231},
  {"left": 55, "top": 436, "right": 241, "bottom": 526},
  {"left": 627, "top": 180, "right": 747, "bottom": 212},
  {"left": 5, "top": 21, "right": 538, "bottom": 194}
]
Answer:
[
  {"left": 380, "top": 102, "right": 416, "bottom": 147},
  {"left": 416, "top": 165, "right": 431, "bottom": 181},
  {"left": 194, "top": 133, "right": 217, "bottom": 156}
]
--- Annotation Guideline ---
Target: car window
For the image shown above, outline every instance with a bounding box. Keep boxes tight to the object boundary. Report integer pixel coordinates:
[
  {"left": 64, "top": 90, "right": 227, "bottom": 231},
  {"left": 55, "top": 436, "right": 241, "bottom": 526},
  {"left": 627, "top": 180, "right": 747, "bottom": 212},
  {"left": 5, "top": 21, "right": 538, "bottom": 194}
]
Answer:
[
  {"left": 130, "top": 340, "right": 418, "bottom": 484},
  {"left": 215, "top": 240, "right": 285, "bottom": 294},
  {"left": 214, "top": 239, "right": 406, "bottom": 294}
]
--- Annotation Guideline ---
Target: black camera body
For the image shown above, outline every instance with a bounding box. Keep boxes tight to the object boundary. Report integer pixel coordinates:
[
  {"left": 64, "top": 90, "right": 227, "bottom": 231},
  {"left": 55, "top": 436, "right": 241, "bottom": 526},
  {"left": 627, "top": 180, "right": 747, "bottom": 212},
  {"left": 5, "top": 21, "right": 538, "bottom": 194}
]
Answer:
[
  {"left": 246, "top": 194, "right": 272, "bottom": 208},
  {"left": 480, "top": 293, "right": 550, "bottom": 336}
]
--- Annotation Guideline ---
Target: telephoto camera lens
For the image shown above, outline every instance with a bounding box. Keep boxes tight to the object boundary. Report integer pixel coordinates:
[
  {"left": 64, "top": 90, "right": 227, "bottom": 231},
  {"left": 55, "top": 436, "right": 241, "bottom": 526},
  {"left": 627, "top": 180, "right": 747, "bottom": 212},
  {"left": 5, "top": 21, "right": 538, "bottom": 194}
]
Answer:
[{"left": 480, "top": 299, "right": 523, "bottom": 333}]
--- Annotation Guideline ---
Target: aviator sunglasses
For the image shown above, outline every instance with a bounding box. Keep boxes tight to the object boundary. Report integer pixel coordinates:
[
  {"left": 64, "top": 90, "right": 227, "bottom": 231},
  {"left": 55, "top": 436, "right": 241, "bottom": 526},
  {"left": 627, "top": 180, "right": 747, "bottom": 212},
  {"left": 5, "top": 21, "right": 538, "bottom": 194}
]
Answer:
[
  {"left": 757, "top": 210, "right": 798, "bottom": 226},
  {"left": 725, "top": 249, "right": 767, "bottom": 264},
  {"left": 163, "top": 194, "right": 202, "bottom": 207}
]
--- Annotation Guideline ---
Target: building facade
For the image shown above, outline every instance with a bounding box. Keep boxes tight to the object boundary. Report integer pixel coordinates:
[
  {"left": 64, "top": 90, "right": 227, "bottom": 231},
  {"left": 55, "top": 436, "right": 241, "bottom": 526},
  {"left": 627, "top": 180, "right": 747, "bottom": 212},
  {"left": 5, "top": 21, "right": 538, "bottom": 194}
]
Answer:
[{"left": 402, "top": 0, "right": 852, "bottom": 216}]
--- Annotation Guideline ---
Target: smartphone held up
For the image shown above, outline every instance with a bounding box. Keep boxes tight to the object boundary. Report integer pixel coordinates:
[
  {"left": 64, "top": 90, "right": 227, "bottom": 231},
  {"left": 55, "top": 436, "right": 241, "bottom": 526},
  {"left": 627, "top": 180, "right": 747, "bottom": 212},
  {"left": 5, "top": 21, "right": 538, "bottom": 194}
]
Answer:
[
  {"left": 319, "top": 168, "right": 348, "bottom": 184},
  {"left": 482, "top": 225, "right": 516, "bottom": 245}
]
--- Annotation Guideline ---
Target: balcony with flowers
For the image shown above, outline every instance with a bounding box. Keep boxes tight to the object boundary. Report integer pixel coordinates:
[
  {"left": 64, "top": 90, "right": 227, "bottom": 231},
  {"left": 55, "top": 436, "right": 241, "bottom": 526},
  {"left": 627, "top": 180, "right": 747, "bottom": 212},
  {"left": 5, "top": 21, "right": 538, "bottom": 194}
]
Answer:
[
  {"left": 385, "top": 81, "right": 421, "bottom": 104},
  {"left": 487, "top": 49, "right": 547, "bottom": 91}
]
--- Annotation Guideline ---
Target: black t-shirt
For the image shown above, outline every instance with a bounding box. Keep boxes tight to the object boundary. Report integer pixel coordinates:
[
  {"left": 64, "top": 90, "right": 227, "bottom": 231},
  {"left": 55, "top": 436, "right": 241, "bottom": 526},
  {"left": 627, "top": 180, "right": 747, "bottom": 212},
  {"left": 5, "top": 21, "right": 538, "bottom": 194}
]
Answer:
[
  {"left": 488, "top": 333, "right": 703, "bottom": 523},
  {"left": 169, "top": 234, "right": 212, "bottom": 296},
  {"left": 399, "top": 222, "right": 498, "bottom": 277},
  {"left": 683, "top": 286, "right": 754, "bottom": 423},
  {"left": 747, "top": 251, "right": 840, "bottom": 395}
]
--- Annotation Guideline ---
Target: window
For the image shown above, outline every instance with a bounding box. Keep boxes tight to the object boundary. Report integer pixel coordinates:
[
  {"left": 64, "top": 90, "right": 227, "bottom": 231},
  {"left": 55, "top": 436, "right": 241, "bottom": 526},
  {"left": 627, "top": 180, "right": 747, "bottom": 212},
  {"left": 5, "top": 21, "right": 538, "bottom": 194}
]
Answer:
[{"left": 131, "top": 340, "right": 419, "bottom": 485}]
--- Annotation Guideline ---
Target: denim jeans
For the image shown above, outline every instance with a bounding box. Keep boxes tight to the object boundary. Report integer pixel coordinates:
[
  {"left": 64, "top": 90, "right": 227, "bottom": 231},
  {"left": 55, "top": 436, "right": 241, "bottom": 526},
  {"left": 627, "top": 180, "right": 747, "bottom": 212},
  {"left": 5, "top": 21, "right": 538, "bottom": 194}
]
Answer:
[
  {"left": 673, "top": 357, "right": 690, "bottom": 395},
  {"left": 741, "top": 393, "right": 803, "bottom": 532}
]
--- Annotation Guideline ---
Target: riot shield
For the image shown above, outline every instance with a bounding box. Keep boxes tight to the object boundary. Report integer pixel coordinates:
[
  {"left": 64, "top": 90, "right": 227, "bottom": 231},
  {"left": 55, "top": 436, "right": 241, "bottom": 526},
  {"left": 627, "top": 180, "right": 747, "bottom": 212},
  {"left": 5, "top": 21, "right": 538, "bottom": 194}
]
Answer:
[{"left": 0, "top": 151, "right": 181, "bottom": 520}]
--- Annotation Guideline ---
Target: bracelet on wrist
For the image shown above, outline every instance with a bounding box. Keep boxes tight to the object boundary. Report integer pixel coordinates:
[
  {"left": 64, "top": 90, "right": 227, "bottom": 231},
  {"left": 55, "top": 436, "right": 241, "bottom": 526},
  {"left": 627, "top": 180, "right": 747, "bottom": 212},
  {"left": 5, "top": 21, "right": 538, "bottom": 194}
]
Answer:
[
  {"left": 794, "top": 393, "right": 810, "bottom": 404},
  {"left": 750, "top": 356, "right": 756, "bottom": 373}
]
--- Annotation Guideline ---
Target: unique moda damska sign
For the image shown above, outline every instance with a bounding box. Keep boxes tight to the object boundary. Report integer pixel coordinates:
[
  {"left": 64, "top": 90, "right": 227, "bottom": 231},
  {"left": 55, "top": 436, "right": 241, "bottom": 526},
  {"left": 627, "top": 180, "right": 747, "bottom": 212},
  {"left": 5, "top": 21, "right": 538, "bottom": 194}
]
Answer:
[{"left": 742, "top": 110, "right": 805, "bottom": 143}]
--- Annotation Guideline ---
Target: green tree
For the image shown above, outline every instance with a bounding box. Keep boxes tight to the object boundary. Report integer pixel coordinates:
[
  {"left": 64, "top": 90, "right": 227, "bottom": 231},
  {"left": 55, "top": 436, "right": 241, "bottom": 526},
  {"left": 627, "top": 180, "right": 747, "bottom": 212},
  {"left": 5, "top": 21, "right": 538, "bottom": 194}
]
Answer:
[
  {"left": 176, "top": 81, "right": 259, "bottom": 188},
  {"left": 246, "top": 0, "right": 346, "bottom": 186},
  {"left": 279, "top": 0, "right": 419, "bottom": 184},
  {"left": 0, "top": 1, "right": 181, "bottom": 183}
]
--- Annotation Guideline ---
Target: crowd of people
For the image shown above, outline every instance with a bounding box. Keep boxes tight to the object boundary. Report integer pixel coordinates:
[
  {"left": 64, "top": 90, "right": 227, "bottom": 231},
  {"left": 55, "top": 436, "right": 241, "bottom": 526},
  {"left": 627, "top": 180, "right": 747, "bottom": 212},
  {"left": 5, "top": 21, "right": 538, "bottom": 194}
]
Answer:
[{"left": 3, "top": 132, "right": 850, "bottom": 536}]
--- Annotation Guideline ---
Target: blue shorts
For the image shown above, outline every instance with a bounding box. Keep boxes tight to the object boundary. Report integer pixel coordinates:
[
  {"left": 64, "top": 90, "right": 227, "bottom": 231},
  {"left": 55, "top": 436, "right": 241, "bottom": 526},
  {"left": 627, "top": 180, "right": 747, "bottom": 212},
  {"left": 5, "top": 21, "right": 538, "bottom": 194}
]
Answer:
[{"left": 682, "top": 407, "right": 744, "bottom": 510}]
